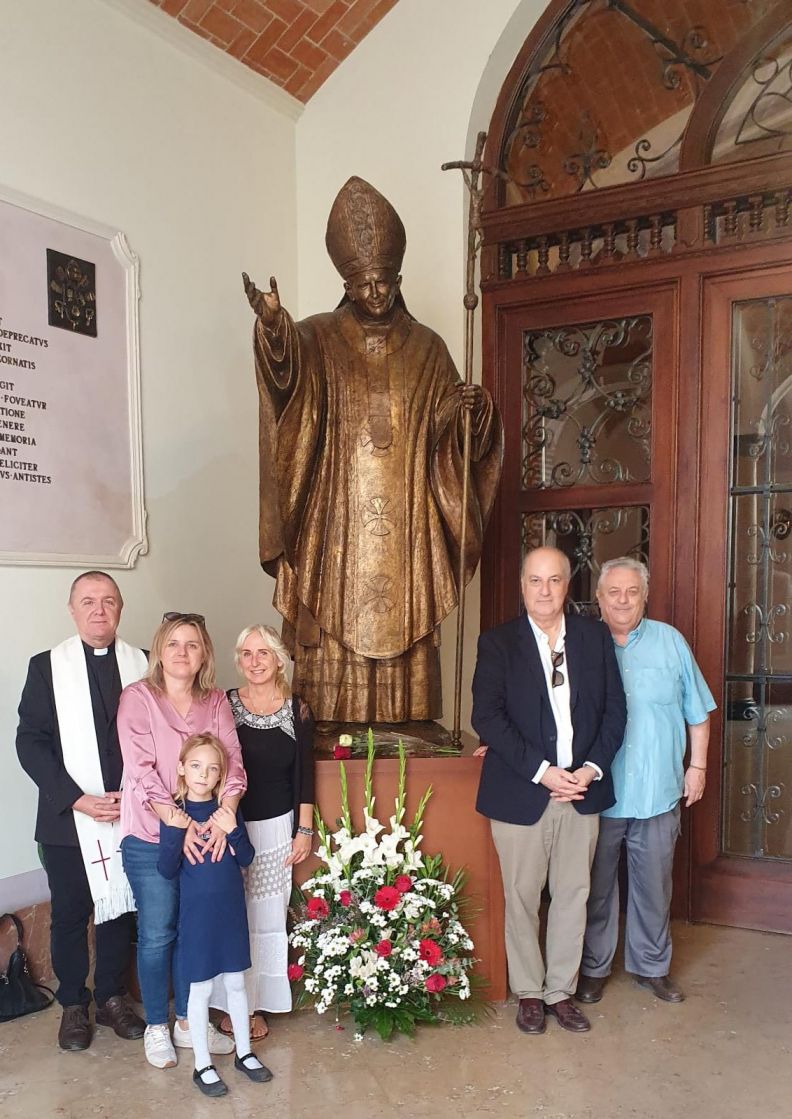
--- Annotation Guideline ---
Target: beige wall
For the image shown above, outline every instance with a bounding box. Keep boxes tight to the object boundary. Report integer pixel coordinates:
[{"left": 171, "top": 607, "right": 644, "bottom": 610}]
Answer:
[{"left": 0, "top": 0, "right": 296, "bottom": 884}]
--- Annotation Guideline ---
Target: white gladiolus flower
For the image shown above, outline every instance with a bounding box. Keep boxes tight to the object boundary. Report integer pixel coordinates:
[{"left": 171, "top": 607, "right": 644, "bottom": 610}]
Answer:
[
  {"left": 402, "top": 840, "right": 423, "bottom": 872},
  {"left": 363, "top": 809, "right": 384, "bottom": 839}
]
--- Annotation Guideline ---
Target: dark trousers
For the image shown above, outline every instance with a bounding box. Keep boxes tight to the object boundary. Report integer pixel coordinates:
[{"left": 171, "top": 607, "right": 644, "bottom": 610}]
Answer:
[
  {"left": 42, "top": 844, "right": 135, "bottom": 1008},
  {"left": 581, "top": 805, "right": 681, "bottom": 979}
]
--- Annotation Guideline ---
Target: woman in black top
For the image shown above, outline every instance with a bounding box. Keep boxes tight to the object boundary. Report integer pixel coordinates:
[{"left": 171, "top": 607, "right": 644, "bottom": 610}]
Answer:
[{"left": 217, "top": 624, "right": 314, "bottom": 1040}]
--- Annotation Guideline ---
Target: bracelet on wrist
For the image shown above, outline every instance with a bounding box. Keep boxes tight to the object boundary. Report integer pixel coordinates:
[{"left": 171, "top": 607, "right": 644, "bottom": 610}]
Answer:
[
  {"left": 297, "top": 825, "right": 314, "bottom": 837},
  {"left": 689, "top": 764, "right": 707, "bottom": 771}
]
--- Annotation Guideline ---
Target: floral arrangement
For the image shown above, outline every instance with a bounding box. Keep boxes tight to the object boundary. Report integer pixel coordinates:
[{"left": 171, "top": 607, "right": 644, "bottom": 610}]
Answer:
[{"left": 289, "top": 732, "right": 479, "bottom": 1039}]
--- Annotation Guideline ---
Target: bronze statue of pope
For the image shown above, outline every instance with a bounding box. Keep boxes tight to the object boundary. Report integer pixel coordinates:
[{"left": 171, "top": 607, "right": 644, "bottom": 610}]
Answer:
[{"left": 244, "top": 176, "right": 502, "bottom": 725}]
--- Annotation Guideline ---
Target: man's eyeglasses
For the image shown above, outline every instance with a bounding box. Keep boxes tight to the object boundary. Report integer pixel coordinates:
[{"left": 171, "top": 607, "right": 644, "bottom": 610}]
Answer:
[
  {"left": 551, "top": 648, "right": 565, "bottom": 688},
  {"left": 162, "top": 611, "right": 206, "bottom": 626}
]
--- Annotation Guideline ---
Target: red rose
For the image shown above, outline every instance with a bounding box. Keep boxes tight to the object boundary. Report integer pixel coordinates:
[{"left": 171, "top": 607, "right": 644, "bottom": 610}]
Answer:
[
  {"left": 373, "top": 886, "right": 401, "bottom": 911},
  {"left": 287, "top": 963, "right": 304, "bottom": 981},
  {"left": 333, "top": 744, "right": 352, "bottom": 760},
  {"left": 306, "top": 896, "right": 329, "bottom": 920},
  {"left": 394, "top": 875, "right": 413, "bottom": 894},
  {"left": 425, "top": 974, "right": 447, "bottom": 993},
  {"left": 339, "top": 890, "right": 353, "bottom": 907},
  {"left": 419, "top": 938, "right": 443, "bottom": 966},
  {"left": 375, "top": 939, "right": 393, "bottom": 958}
]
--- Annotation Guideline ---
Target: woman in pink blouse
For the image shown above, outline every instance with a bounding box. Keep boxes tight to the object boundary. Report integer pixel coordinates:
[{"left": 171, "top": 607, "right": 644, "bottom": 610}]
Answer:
[{"left": 118, "top": 613, "right": 247, "bottom": 1071}]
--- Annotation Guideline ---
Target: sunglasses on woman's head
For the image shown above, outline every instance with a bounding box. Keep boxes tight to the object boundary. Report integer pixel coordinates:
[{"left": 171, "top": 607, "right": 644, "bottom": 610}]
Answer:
[{"left": 162, "top": 611, "right": 206, "bottom": 625}]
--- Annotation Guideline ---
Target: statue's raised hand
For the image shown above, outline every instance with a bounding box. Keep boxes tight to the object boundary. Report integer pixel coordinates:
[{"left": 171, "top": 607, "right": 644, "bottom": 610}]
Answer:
[{"left": 242, "top": 272, "right": 281, "bottom": 325}]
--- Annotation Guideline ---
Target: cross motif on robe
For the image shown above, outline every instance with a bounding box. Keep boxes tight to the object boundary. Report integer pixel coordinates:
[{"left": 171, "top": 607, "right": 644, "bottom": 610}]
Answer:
[{"left": 91, "top": 838, "right": 111, "bottom": 881}]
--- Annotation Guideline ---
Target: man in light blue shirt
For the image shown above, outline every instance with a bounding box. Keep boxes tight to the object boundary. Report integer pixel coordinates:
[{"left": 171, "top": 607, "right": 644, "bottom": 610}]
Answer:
[{"left": 576, "top": 557, "right": 715, "bottom": 1005}]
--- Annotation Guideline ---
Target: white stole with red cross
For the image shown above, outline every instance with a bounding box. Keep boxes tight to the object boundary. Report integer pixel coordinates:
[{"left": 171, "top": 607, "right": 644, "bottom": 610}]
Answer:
[{"left": 51, "top": 635, "right": 147, "bottom": 924}]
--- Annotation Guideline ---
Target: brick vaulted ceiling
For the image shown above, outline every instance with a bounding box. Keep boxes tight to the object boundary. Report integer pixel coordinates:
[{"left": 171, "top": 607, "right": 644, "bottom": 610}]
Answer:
[{"left": 147, "top": 0, "right": 400, "bottom": 102}]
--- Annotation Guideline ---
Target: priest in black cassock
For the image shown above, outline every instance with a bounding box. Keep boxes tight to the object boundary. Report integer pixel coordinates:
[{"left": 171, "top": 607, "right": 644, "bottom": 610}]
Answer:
[{"left": 16, "top": 571, "right": 148, "bottom": 1051}]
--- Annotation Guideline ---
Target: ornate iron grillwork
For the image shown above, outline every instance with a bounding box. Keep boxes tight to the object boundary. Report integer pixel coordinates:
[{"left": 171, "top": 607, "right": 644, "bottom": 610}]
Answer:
[
  {"left": 740, "top": 782, "right": 783, "bottom": 825},
  {"left": 522, "top": 316, "right": 652, "bottom": 489},
  {"left": 735, "top": 51, "right": 792, "bottom": 150},
  {"left": 521, "top": 505, "right": 649, "bottom": 614},
  {"left": 723, "top": 296, "right": 792, "bottom": 860},
  {"left": 713, "top": 34, "right": 792, "bottom": 162},
  {"left": 499, "top": 0, "right": 773, "bottom": 203}
]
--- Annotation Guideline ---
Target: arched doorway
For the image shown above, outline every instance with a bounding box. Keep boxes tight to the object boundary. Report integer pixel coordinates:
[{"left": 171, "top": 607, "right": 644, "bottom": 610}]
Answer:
[{"left": 480, "top": 0, "right": 792, "bottom": 932}]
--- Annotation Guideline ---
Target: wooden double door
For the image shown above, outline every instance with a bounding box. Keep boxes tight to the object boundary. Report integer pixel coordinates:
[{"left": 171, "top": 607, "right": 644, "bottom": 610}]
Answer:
[{"left": 481, "top": 242, "right": 792, "bottom": 932}]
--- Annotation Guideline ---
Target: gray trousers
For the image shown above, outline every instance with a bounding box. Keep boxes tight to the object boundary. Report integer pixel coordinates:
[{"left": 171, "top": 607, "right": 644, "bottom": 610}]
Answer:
[
  {"left": 491, "top": 801, "right": 599, "bottom": 1004},
  {"left": 581, "top": 805, "right": 681, "bottom": 979}
]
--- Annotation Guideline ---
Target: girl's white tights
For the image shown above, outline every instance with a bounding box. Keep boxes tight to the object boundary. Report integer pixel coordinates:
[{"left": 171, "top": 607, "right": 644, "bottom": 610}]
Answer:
[{"left": 188, "top": 972, "right": 263, "bottom": 1084}]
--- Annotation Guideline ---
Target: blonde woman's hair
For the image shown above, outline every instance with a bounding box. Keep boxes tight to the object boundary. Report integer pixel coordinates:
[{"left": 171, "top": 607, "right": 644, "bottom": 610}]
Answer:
[
  {"left": 174, "top": 733, "right": 228, "bottom": 804},
  {"left": 145, "top": 616, "right": 216, "bottom": 697},
  {"left": 234, "top": 624, "right": 291, "bottom": 701}
]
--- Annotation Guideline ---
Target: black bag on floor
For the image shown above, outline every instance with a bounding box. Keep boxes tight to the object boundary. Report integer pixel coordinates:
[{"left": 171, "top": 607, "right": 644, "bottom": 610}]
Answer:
[{"left": 0, "top": 912, "right": 55, "bottom": 1021}]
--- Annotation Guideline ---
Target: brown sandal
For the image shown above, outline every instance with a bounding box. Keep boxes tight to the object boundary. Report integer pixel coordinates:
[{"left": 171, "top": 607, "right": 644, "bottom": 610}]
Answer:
[{"left": 218, "top": 1012, "right": 269, "bottom": 1041}]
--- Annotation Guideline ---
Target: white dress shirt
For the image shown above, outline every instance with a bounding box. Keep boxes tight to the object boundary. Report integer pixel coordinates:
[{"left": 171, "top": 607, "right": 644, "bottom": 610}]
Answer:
[{"left": 527, "top": 615, "right": 602, "bottom": 785}]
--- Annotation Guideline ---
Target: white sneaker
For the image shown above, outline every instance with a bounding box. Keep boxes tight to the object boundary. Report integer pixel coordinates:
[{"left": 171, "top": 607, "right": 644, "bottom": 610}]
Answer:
[
  {"left": 173, "top": 1019, "right": 235, "bottom": 1055},
  {"left": 144, "top": 1024, "right": 177, "bottom": 1069}
]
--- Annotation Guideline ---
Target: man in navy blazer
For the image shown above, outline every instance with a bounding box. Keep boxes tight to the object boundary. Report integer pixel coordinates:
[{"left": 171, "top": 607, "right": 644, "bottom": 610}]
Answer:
[{"left": 473, "top": 547, "right": 626, "bottom": 1035}]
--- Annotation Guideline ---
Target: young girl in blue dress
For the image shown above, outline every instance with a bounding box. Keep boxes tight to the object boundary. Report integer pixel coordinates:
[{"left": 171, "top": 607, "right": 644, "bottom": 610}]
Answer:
[{"left": 158, "top": 732, "right": 272, "bottom": 1097}]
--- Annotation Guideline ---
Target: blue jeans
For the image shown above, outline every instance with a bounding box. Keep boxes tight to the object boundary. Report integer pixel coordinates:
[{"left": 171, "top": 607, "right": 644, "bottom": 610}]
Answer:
[{"left": 121, "top": 836, "right": 188, "bottom": 1023}]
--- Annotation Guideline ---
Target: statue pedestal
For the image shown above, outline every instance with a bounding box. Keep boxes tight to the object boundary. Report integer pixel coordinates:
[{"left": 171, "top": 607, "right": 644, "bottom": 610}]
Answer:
[
  {"left": 314, "top": 720, "right": 453, "bottom": 753},
  {"left": 294, "top": 726, "right": 507, "bottom": 1001}
]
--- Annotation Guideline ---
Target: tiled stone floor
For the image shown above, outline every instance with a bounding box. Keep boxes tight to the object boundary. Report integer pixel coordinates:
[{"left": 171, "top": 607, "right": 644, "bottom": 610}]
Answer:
[{"left": 1, "top": 922, "right": 790, "bottom": 1119}]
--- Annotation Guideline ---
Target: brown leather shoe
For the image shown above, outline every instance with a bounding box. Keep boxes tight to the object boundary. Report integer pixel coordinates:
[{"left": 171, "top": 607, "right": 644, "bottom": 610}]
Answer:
[
  {"left": 515, "top": 997, "right": 546, "bottom": 1034},
  {"left": 95, "top": 995, "right": 146, "bottom": 1039},
  {"left": 58, "top": 1004, "right": 91, "bottom": 1051},
  {"left": 635, "top": 975, "right": 684, "bottom": 1003},
  {"left": 545, "top": 998, "right": 591, "bottom": 1032},
  {"left": 575, "top": 974, "right": 606, "bottom": 1003}
]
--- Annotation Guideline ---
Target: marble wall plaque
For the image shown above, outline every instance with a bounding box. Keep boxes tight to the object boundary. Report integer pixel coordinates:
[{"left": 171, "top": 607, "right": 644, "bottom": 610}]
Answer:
[{"left": 0, "top": 186, "right": 146, "bottom": 567}]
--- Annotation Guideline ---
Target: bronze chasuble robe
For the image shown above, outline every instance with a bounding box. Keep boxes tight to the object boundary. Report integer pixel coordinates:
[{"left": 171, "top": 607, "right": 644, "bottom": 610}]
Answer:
[{"left": 253, "top": 302, "right": 502, "bottom": 723}]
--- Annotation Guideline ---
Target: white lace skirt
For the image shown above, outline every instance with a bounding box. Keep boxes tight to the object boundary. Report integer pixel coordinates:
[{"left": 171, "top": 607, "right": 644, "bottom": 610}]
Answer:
[{"left": 211, "top": 810, "right": 293, "bottom": 1014}]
